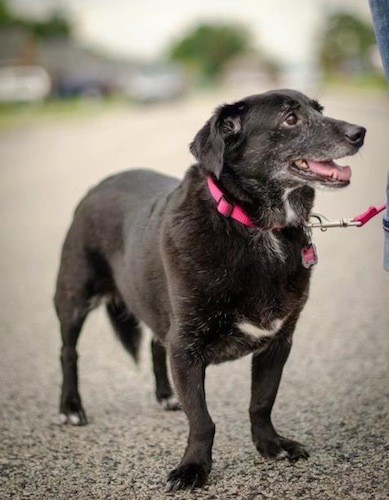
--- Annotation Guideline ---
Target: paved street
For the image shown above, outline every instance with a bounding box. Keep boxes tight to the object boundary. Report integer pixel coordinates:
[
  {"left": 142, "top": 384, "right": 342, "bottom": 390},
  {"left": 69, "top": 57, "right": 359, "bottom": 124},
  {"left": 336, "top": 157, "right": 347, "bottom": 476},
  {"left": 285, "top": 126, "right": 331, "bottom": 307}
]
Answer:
[{"left": 0, "top": 89, "right": 388, "bottom": 499}]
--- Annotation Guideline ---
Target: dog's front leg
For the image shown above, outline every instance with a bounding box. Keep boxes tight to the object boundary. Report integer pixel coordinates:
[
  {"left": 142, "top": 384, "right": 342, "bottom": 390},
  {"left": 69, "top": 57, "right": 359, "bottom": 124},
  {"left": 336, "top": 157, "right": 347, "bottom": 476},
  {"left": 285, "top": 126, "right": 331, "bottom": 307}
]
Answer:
[
  {"left": 250, "top": 334, "right": 309, "bottom": 462},
  {"left": 166, "top": 341, "right": 215, "bottom": 491}
]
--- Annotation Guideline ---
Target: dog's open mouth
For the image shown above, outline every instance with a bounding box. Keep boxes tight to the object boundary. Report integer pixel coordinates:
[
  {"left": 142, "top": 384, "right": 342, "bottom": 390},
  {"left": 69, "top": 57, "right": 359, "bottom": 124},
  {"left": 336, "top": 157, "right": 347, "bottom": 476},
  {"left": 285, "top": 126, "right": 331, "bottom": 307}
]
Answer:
[{"left": 289, "top": 159, "right": 352, "bottom": 187}]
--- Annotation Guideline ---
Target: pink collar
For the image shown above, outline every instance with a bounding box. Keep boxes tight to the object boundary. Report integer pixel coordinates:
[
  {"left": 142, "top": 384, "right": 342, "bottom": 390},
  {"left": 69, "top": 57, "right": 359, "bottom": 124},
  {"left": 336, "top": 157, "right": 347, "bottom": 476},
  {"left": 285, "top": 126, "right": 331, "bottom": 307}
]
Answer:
[
  {"left": 206, "top": 176, "right": 281, "bottom": 230},
  {"left": 206, "top": 176, "right": 318, "bottom": 267},
  {"left": 207, "top": 176, "right": 255, "bottom": 227}
]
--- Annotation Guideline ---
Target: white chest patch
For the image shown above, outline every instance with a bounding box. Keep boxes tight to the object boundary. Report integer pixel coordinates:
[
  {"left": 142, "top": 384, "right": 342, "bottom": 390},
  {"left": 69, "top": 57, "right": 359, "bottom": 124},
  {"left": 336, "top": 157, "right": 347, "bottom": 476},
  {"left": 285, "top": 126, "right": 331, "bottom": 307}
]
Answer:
[
  {"left": 283, "top": 187, "right": 298, "bottom": 224},
  {"left": 237, "top": 318, "right": 285, "bottom": 339}
]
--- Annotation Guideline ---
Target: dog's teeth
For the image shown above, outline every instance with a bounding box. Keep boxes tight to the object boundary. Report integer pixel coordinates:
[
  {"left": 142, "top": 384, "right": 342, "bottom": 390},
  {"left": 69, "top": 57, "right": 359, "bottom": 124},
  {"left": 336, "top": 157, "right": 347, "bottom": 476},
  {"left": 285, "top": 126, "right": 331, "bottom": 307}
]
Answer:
[{"left": 295, "top": 160, "right": 308, "bottom": 169}]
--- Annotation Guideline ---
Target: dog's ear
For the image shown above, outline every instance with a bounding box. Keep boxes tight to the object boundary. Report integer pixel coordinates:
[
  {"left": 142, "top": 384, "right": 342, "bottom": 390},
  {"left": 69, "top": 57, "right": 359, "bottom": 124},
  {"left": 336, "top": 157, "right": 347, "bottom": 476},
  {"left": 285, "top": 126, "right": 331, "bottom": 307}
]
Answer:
[{"left": 190, "top": 102, "right": 244, "bottom": 178}]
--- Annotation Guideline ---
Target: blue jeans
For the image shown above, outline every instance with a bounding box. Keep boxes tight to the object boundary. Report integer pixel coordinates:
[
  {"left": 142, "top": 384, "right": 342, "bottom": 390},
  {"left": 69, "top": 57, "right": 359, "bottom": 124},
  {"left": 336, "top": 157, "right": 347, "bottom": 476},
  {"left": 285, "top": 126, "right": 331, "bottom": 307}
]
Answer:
[
  {"left": 385, "top": 173, "right": 389, "bottom": 271},
  {"left": 369, "top": 0, "right": 389, "bottom": 270}
]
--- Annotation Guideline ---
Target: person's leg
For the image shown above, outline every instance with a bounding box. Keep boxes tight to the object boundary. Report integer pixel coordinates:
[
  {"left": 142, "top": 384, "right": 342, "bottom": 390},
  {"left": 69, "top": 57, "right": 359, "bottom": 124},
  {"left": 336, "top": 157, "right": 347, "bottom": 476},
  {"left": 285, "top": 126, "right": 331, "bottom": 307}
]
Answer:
[
  {"left": 369, "top": 0, "right": 389, "bottom": 270},
  {"left": 370, "top": 0, "right": 389, "bottom": 80},
  {"left": 384, "top": 172, "right": 389, "bottom": 271}
]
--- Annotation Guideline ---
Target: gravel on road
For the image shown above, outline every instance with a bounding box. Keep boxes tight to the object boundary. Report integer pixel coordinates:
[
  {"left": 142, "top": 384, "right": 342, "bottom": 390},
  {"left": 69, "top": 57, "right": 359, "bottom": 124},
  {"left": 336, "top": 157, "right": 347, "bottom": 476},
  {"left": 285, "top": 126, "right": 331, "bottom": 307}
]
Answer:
[{"left": 1, "top": 91, "right": 388, "bottom": 500}]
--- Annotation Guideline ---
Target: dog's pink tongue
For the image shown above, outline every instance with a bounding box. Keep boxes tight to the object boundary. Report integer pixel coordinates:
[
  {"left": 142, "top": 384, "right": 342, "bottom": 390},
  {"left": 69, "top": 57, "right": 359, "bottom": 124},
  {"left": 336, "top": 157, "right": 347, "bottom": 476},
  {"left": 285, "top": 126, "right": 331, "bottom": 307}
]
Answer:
[{"left": 306, "top": 160, "right": 351, "bottom": 181}]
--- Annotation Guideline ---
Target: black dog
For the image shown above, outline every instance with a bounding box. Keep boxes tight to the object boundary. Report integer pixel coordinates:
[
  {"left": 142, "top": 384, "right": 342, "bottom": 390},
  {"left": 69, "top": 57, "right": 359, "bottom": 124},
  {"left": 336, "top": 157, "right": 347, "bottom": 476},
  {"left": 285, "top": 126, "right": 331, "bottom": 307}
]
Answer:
[{"left": 54, "top": 89, "right": 365, "bottom": 491}]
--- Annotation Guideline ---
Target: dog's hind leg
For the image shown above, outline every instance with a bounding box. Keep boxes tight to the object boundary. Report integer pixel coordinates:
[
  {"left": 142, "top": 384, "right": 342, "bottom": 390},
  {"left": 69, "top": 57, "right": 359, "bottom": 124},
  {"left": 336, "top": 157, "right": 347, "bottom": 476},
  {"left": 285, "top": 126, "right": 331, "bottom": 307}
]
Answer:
[
  {"left": 106, "top": 300, "right": 179, "bottom": 410},
  {"left": 54, "top": 234, "right": 107, "bottom": 426},
  {"left": 54, "top": 280, "right": 91, "bottom": 426},
  {"left": 151, "top": 338, "right": 181, "bottom": 411}
]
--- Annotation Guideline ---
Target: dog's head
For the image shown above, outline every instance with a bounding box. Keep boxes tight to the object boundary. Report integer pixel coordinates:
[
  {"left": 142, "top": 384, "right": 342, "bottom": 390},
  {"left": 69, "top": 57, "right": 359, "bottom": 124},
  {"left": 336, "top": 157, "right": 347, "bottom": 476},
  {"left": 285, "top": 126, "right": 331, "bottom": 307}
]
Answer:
[{"left": 190, "top": 89, "right": 366, "bottom": 189}]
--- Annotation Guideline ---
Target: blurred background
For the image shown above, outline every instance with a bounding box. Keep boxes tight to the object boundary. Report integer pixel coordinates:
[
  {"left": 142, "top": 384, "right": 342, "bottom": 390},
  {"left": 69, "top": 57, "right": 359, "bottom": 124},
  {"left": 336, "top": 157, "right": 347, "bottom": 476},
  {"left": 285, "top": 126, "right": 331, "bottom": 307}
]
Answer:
[
  {"left": 0, "top": 0, "right": 386, "bottom": 117},
  {"left": 1, "top": 1, "right": 388, "bottom": 499}
]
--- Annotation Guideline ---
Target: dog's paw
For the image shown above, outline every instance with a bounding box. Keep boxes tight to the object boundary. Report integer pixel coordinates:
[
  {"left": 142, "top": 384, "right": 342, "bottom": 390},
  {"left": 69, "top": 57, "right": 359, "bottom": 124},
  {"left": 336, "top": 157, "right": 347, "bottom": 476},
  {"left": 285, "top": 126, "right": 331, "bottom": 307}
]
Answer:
[
  {"left": 256, "top": 435, "right": 309, "bottom": 462},
  {"left": 160, "top": 395, "right": 182, "bottom": 411},
  {"left": 278, "top": 436, "right": 309, "bottom": 460},
  {"left": 57, "top": 408, "right": 88, "bottom": 426},
  {"left": 166, "top": 463, "right": 208, "bottom": 492}
]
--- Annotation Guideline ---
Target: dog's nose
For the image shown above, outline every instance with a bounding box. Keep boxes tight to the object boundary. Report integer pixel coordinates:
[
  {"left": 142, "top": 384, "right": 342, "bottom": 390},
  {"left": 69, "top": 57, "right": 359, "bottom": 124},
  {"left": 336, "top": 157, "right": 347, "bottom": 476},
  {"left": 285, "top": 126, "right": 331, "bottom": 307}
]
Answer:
[{"left": 345, "top": 125, "right": 366, "bottom": 147}]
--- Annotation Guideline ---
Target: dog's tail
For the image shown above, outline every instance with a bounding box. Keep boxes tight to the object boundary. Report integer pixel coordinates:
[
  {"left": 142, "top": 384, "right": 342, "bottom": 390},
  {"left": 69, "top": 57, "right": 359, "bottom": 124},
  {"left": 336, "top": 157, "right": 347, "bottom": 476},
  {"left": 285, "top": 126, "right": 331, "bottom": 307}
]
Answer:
[{"left": 106, "top": 297, "right": 142, "bottom": 363}]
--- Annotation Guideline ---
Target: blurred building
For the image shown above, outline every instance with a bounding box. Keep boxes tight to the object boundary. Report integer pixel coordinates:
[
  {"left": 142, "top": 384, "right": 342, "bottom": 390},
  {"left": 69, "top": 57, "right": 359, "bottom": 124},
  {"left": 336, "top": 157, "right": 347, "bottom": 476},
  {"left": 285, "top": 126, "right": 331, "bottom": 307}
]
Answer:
[
  {"left": 0, "top": 26, "right": 50, "bottom": 102},
  {"left": 0, "top": 26, "right": 186, "bottom": 102},
  {"left": 37, "top": 38, "right": 128, "bottom": 98},
  {"left": 0, "top": 25, "right": 34, "bottom": 66}
]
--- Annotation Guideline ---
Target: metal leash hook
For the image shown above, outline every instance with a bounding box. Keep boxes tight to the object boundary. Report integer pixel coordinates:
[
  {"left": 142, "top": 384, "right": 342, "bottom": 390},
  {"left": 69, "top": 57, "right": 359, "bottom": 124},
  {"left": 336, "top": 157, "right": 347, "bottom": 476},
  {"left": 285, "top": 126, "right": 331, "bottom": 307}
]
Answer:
[
  {"left": 306, "top": 204, "right": 386, "bottom": 231},
  {"left": 307, "top": 213, "right": 360, "bottom": 231}
]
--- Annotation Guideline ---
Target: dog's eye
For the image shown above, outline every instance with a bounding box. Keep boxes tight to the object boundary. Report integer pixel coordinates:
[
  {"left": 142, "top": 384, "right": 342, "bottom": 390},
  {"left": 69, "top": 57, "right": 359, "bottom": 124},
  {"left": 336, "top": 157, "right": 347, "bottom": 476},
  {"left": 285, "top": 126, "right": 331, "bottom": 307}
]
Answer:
[{"left": 284, "top": 113, "right": 298, "bottom": 126}]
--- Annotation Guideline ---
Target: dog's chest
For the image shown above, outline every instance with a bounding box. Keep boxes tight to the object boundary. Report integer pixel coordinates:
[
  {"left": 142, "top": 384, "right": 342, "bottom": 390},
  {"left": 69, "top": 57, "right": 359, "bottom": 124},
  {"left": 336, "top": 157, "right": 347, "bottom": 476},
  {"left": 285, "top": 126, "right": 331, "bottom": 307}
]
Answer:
[
  {"left": 236, "top": 317, "right": 285, "bottom": 340},
  {"left": 200, "top": 258, "right": 307, "bottom": 364},
  {"left": 203, "top": 313, "right": 289, "bottom": 365}
]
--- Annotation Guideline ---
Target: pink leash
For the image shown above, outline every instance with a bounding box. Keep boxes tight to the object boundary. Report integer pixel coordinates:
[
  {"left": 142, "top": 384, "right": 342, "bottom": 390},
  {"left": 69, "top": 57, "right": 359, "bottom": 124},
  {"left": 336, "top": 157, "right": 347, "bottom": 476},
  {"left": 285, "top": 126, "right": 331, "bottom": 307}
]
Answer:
[{"left": 351, "top": 205, "right": 386, "bottom": 226}]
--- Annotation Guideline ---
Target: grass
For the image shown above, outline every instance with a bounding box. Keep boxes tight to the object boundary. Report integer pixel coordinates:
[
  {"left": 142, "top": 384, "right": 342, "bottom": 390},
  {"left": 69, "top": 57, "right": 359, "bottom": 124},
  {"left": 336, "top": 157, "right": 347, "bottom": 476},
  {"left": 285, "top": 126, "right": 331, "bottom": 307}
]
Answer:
[
  {"left": 323, "top": 73, "right": 388, "bottom": 93},
  {"left": 0, "top": 97, "right": 131, "bottom": 133}
]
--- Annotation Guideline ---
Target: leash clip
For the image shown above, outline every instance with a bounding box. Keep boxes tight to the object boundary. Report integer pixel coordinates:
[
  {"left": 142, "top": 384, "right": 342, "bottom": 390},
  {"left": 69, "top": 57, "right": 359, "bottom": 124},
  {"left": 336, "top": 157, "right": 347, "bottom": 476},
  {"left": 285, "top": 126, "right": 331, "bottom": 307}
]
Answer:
[
  {"left": 307, "top": 213, "right": 362, "bottom": 231},
  {"left": 307, "top": 204, "right": 386, "bottom": 231}
]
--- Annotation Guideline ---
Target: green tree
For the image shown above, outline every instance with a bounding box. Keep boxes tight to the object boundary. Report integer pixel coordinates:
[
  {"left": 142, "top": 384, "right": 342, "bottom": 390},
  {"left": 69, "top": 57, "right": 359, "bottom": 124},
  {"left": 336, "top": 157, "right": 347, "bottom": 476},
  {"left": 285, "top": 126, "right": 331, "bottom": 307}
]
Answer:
[
  {"left": 169, "top": 23, "right": 251, "bottom": 82},
  {"left": 319, "top": 12, "right": 376, "bottom": 75},
  {"left": 0, "top": 0, "right": 72, "bottom": 39},
  {"left": 30, "top": 12, "right": 72, "bottom": 39},
  {"left": 0, "top": 0, "right": 14, "bottom": 25}
]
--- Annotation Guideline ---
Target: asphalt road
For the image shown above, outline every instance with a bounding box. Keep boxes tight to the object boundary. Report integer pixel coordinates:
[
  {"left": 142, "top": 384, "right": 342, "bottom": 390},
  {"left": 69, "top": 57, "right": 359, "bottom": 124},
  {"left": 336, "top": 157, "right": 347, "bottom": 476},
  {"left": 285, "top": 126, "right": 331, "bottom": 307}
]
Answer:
[{"left": 1, "top": 90, "right": 388, "bottom": 500}]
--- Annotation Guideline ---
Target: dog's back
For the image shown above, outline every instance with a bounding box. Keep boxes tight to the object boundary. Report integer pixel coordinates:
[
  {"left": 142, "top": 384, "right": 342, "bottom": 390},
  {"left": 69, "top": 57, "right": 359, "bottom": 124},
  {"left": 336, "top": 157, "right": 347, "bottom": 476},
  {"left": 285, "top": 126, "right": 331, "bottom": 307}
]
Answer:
[
  {"left": 54, "top": 169, "right": 179, "bottom": 418},
  {"left": 68, "top": 169, "right": 178, "bottom": 257}
]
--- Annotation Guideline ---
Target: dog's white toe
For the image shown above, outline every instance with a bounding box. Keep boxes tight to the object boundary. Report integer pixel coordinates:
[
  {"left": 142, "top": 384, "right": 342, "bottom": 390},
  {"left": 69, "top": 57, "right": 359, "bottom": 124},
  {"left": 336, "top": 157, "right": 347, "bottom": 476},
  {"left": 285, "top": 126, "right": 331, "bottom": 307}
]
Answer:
[
  {"left": 160, "top": 395, "right": 181, "bottom": 411},
  {"left": 56, "top": 412, "right": 85, "bottom": 425},
  {"left": 275, "top": 449, "right": 289, "bottom": 460},
  {"left": 69, "top": 413, "right": 81, "bottom": 425},
  {"left": 58, "top": 413, "right": 68, "bottom": 425}
]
